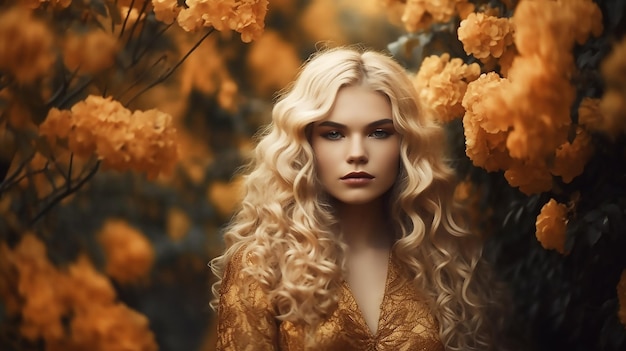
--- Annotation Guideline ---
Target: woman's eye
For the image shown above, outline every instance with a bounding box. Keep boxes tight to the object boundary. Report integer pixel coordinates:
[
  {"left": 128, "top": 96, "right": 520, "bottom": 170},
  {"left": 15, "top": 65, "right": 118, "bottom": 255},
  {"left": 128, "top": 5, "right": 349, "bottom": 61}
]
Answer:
[
  {"left": 324, "top": 131, "right": 343, "bottom": 140},
  {"left": 370, "top": 129, "right": 390, "bottom": 139}
]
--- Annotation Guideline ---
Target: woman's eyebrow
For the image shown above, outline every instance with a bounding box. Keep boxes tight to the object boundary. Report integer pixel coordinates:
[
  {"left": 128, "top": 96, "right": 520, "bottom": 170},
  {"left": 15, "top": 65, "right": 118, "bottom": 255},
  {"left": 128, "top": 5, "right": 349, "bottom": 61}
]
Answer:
[{"left": 317, "top": 118, "right": 393, "bottom": 129}]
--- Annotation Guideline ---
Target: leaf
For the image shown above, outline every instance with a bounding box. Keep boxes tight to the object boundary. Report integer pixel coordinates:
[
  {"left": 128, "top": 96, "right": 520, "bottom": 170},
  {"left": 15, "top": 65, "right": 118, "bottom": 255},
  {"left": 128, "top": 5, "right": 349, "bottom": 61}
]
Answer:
[
  {"left": 605, "top": 0, "right": 626, "bottom": 30},
  {"left": 586, "top": 226, "right": 603, "bottom": 246}
]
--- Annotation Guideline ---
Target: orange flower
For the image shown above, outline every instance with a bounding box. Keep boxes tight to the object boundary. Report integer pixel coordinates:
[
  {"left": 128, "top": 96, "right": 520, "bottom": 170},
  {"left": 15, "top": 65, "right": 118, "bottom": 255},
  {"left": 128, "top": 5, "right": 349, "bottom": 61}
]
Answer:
[
  {"left": 207, "top": 176, "right": 244, "bottom": 216},
  {"left": 0, "top": 7, "right": 55, "bottom": 84},
  {"left": 458, "top": 12, "right": 514, "bottom": 60},
  {"left": 176, "top": 0, "right": 268, "bottom": 42},
  {"left": 152, "top": 0, "right": 180, "bottom": 24},
  {"left": 246, "top": 30, "right": 301, "bottom": 97},
  {"left": 64, "top": 255, "right": 117, "bottom": 307},
  {"left": 166, "top": 207, "right": 191, "bottom": 241},
  {"left": 462, "top": 72, "right": 512, "bottom": 171},
  {"left": 70, "top": 303, "right": 158, "bottom": 351},
  {"left": 413, "top": 53, "right": 481, "bottom": 123},
  {"left": 504, "top": 159, "right": 553, "bottom": 195},
  {"left": 98, "top": 219, "right": 155, "bottom": 283},
  {"left": 618, "top": 270, "right": 626, "bottom": 328},
  {"left": 401, "top": 0, "right": 472, "bottom": 33},
  {"left": 39, "top": 95, "right": 179, "bottom": 179},
  {"left": 63, "top": 30, "right": 119, "bottom": 74},
  {"left": 514, "top": 0, "right": 602, "bottom": 73},
  {"left": 504, "top": 55, "right": 572, "bottom": 161},
  {"left": 38, "top": 108, "right": 73, "bottom": 142},
  {"left": 550, "top": 127, "right": 594, "bottom": 183},
  {"left": 6, "top": 234, "right": 68, "bottom": 341},
  {"left": 598, "top": 37, "right": 626, "bottom": 139},
  {"left": 535, "top": 199, "right": 568, "bottom": 254}
]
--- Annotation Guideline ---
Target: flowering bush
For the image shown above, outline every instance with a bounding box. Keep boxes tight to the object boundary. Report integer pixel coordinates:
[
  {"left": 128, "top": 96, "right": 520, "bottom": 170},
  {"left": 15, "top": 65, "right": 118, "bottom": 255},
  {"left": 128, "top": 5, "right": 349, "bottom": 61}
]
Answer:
[
  {"left": 0, "top": 234, "right": 158, "bottom": 351},
  {"left": 0, "top": 0, "right": 268, "bottom": 349},
  {"left": 385, "top": 0, "right": 626, "bottom": 348}
]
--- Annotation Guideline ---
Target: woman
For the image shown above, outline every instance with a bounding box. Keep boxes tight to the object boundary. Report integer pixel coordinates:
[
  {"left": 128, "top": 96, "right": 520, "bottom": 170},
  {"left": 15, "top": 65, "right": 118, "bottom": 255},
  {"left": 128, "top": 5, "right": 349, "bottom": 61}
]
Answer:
[{"left": 210, "top": 47, "right": 506, "bottom": 350}]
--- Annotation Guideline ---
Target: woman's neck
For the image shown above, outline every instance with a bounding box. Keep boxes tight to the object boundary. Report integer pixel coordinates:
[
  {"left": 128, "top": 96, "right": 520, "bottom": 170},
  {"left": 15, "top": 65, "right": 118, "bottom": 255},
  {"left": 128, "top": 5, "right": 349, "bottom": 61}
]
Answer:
[{"left": 334, "top": 199, "right": 393, "bottom": 252}]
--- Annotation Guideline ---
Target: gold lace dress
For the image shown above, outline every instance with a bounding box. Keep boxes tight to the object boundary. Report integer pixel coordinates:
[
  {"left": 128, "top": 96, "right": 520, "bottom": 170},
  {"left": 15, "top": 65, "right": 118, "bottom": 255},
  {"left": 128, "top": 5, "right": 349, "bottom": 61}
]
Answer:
[{"left": 216, "top": 250, "right": 445, "bottom": 351}]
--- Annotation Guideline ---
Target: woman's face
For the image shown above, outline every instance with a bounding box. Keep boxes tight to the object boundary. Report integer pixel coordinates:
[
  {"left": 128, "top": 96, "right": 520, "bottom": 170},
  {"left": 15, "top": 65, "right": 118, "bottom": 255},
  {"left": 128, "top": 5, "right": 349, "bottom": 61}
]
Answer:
[{"left": 311, "top": 85, "right": 400, "bottom": 205}]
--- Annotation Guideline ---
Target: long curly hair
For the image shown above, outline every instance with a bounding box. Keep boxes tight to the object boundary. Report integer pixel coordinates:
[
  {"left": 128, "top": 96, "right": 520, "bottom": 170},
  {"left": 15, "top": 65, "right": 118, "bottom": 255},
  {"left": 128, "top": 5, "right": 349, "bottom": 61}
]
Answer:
[{"left": 211, "top": 46, "right": 504, "bottom": 350}]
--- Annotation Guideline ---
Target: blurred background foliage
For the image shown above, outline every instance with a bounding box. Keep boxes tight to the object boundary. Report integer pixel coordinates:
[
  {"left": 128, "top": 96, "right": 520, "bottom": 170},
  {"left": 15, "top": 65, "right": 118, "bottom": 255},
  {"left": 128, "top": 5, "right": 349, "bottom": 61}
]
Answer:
[{"left": 0, "top": 0, "right": 625, "bottom": 351}]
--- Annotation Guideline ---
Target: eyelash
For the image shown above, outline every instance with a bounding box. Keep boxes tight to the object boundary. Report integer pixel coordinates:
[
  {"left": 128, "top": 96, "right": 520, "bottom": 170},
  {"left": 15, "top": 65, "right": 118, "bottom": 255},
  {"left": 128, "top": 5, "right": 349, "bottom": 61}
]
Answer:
[{"left": 321, "top": 129, "right": 392, "bottom": 140}]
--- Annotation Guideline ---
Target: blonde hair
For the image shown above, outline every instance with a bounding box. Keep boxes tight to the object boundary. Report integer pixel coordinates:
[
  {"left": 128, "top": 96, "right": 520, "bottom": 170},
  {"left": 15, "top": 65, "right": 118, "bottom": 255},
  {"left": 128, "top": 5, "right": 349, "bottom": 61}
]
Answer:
[{"left": 211, "top": 46, "right": 503, "bottom": 350}]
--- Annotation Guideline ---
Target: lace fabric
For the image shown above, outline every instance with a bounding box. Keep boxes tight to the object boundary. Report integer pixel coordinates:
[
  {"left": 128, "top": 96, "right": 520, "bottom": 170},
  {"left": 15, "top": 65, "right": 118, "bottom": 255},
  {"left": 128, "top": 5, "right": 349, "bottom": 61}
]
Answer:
[{"left": 216, "top": 250, "right": 445, "bottom": 351}]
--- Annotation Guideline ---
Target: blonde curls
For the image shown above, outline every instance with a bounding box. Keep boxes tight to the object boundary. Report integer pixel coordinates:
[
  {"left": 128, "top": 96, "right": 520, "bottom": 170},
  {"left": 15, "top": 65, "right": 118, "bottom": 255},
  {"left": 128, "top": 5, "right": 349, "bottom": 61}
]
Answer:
[{"left": 211, "top": 47, "right": 502, "bottom": 349}]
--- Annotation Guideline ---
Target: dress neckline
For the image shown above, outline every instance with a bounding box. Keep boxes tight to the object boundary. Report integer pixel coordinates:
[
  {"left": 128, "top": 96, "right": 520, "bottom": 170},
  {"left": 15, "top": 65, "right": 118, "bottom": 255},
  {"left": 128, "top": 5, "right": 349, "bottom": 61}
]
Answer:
[{"left": 341, "top": 250, "right": 394, "bottom": 337}]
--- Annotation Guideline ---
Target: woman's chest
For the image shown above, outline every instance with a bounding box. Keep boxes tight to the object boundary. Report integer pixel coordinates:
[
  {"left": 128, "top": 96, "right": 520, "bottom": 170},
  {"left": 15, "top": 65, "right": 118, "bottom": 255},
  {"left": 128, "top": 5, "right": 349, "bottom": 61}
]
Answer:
[{"left": 277, "top": 275, "right": 444, "bottom": 351}]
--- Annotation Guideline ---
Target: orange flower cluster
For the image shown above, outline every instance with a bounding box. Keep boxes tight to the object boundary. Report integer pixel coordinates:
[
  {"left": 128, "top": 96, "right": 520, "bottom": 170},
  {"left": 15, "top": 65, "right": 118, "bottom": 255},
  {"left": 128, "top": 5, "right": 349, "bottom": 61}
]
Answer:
[
  {"left": 63, "top": 30, "right": 119, "bottom": 74},
  {"left": 152, "top": 0, "right": 268, "bottom": 42},
  {"left": 535, "top": 199, "right": 568, "bottom": 254},
  {"left": 0, "top": 7, "right": 55, "bottom": 84},
  {"left": 398, "top": 0, "right": 474, "bottom": 33},
  {"left": 618, "top": 270, "right": 626, "bottom": 327},
  {"left": 98, "top": 219, "right": 155, "bottom": 283},
  {"left": 551, "top": 127, "right": 594, "bottom": 183},
  {"left": 461, "top": 0, "right": 602, "bottom": 194},
  {"left": 598, "top": 37, "right": 626, "bottom": 139},
  {"left": 457, "top": 12, "right": 514, "bottom": 60},
  {"left": 39, "top": 95, "right": 178, "bottom": 179},
  {"left": 515, "top": 0, "right": 602, "bottom": 72},
  {"left": 462, "top": 72, "right": 512, "bottom": 172},
  {"left": 413, "top": 53, "right": 481, "bottom": 123},
  {"left": 0, "top": 233, "right": 158, "bottom": 351}
]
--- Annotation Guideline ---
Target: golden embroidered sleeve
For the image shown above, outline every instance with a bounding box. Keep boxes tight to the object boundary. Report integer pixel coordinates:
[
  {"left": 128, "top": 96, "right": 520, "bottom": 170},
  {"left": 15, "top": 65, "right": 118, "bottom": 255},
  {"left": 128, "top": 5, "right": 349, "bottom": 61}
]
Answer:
[{"left": 216, "top": 251, "right": 278, "bottom": 351}]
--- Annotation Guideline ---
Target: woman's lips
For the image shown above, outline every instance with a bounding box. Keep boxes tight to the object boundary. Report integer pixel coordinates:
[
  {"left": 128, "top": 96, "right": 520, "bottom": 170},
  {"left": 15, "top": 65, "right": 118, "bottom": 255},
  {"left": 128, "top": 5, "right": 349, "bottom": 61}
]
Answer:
[{"left": 340, "top": 172, "right": 374, "bottom": 185}]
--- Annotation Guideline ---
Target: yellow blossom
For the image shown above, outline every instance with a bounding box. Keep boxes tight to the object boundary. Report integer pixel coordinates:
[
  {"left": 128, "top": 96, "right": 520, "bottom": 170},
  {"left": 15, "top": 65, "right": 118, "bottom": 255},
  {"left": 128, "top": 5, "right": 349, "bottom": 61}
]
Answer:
[
  {"left": 246, "top": 30, "right": 301, "bottom": 96},
  {"left": 64, "top": 254, "right": 117, "bottom": 307},
  {"left": 177, "top": 0, "right": 268, "bottom": 42},
  {"left": 98, "top": 219, "right": 155, "bottom": 284},
  {"left": 39, "top": 108, "right": 73, "bottom": 142},
  {"left": 514, "top": 0, "right": 602, "bottom": 73},
  {"left": 70, "top": 303, "right": 158, "bottom": 351},
  {"left": 0, "top": 7, "right": 55, "bottom": 84},
  {"left": 413, "top": 53, "right": 481, "bottom": 123},
  {"left": 39, "top": 95, "right": 179, "bottom": 179},
  {"left": 5, "top": 234, "right": 68, "bottom": 341},
  {"left": 208, "top": 176, "right": 244, "bottom": 216},
  {"left": 458, "top": 12, "right": 514, "bottom": 60},
  {"left": 167, "top": 207, "right": 191, "bottom": 241},
  {"left": 462, "top": 72, "right": 512, "bottom": 171},
  {"left": 550, "top": 127, "right": 594, "bottom": 183},
  {"left": 598, "top": 37, "right": 626, "bottom": 139},
  {"left": 535, "top": 198, "right": 568, "bottom": 254},
  {"left": 504, "top": 55, "right": 572, "bottom": 161},
  {"left": 504, "top": 159, "right": 553, "bottom": 195},
  {"left": 402, "top": 0, "right": 472, "bottom": 33},
  {"left": 152, "top": 0, "right": 180, "bottom": 24},
  {"left": 63, "top": 30, "right": 119, "bottom": 74}
]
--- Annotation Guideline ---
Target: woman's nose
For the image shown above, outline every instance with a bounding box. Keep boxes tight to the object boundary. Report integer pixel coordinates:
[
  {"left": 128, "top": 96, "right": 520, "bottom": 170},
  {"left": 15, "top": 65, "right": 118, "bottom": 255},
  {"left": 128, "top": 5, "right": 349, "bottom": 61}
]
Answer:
[{"left": 346, "top": 137, "right": 368, "bottom": 164}]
